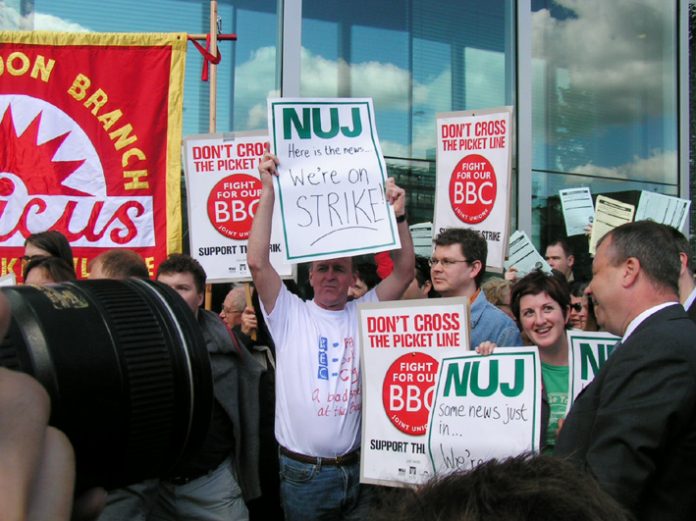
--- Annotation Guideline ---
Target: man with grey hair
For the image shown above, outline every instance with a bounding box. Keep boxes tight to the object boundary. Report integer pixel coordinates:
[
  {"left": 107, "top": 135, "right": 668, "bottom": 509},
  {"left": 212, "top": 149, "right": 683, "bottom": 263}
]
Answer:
[
  {"left": 219, "top": 285, "right": 246, "bottom": 329},
  {"left": 556, "top": 220, "right": 696, "bottom": 520},
  {"left": 248, "top": 153, "right": 415, "bottom": 521}
]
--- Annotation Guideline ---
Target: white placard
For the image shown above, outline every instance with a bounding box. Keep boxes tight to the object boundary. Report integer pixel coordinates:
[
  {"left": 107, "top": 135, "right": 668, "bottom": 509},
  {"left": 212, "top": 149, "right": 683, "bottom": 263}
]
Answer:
[
  {"left": 635, "top": 191, "right": 691, "bottom": 231},
  {"left": 589, "top": 195, "right": 635, "bottom": 255},
  {"left": 559, "top": 187, "right": 595, "bottom": 237},
  {"left": 566, "top": 330, "right": 620, "bottom": 412},
  {"left": 434, "top": 107, "right": 513, "bottom": 272},
  {"left": 0, "top": 273, "right": 16, "bottom": 287},
  {"left": 428, "top": 348, "right": 541, "bottom": 476},
  {"left": 359, "top": 297, "right": 469, "bottom": 487},
  {"left": 504, "top": 230, "right": 552, "bottom": 277},
  {"left": 267, "top": 98, "right": 399, "bottom": 263},
  {"left": 182, "top": 132, "right": 293, "bottom": 282}
]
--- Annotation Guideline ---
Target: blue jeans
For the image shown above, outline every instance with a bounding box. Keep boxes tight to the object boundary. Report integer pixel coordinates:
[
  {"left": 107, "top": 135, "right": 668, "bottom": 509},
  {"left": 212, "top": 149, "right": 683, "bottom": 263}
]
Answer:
[
  {"left": 149, "top": 458, "right": 248, "bottom": 521},
  {"left": 279, "top": 453, "right": 372, "bottom": 521}
]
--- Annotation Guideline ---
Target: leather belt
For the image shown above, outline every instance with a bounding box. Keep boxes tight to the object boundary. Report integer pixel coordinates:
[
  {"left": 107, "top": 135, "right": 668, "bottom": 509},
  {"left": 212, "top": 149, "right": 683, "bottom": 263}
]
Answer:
[{"left": 280, "top": 446, "right": 359, "bottom": 466}]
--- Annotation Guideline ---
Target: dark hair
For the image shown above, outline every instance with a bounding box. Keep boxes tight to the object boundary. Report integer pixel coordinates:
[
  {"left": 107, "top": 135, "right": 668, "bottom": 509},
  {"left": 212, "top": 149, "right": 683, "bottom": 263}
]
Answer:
[
  {"left": 372, "top": 454, "right": 630, "bottom": 521},
  {"left": 90, "top": 249, "right": 149, "bottom": 280},
  {"left": 569, "top": 280, "right": 598, "bottom": 331},
  {"left": 599, "top": 221, "right": 680, "bottom": 296},
  {"left": 545, "top": 238, "right": 574, "bottom": 257},
  {"left": 666, "top": 226, "right": 694, "bottom": 275},
  {"left": 353, "top": 262, "right": 380, "bottom": 290},
  {"left": 433, "top": 228, "right": 487, "bottom": 287},
  {"left": 414, "top": 255, "right": 430, "bottom": 287},
  {"left": 25, "top": 230, "right": 73, "bottom": 266},
  {"left": 23, "top": 256, "right": 76, "bottom": 283},
  {"left": 157, "top": 254, "right": 207, "bottom": 295},
  {"left": 510, "top": 270, "right": 570, "bottom": 324},
  {"left": 569, "top": 280, "right": 589, "bottom": 298}
]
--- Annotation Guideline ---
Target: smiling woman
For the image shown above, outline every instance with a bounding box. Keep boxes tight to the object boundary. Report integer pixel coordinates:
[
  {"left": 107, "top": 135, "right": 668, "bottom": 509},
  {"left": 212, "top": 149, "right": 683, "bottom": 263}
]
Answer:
[{"left": 509, "top": 270, "right": 572, "bottom": 454}]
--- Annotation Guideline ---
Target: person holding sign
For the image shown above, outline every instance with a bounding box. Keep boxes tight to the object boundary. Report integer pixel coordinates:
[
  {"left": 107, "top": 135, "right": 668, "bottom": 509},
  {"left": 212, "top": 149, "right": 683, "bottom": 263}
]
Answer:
[
  {"left": 556, "top": 221, "right": 696, "bottom": 520},
  {"left": 477, "top": 270, "right": 571, "bottom": 453},
  {"left": 430, "top": 228, "right": 522, "bottom": 347},
  {"left": 247, "top": 153, "right": 415, "bottom": 521}
]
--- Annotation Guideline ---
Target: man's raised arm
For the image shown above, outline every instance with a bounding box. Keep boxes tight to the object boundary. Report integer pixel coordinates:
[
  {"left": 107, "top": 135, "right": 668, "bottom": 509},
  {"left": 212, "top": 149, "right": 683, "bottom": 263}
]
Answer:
[
  {"left": 247, "top": 153, "right": 283, "bottom": 314},
  {"left": 375, "top": 178, "right": 415, "bottom": 302}
]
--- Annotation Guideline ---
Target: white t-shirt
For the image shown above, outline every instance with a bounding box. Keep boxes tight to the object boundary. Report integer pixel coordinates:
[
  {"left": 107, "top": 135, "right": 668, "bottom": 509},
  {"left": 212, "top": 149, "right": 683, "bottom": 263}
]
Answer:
[{"left": 262, "top": 284, "right": 378, "bottom": 457}]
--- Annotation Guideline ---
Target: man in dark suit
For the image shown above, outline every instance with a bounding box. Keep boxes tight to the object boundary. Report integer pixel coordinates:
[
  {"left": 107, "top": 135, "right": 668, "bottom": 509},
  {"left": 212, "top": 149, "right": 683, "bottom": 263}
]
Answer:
[
  {"left": 666, "top": 226, "right": 696, "bottom": 322},
  {"left": 555, "top": 221, "right": 696, "bottom": 520}
]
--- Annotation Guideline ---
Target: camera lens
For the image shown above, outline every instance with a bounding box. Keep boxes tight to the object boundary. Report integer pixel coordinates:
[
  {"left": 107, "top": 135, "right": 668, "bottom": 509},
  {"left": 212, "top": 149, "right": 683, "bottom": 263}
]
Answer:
[{"left": 0, "top": 279, "right": 213, "bottom": 491}]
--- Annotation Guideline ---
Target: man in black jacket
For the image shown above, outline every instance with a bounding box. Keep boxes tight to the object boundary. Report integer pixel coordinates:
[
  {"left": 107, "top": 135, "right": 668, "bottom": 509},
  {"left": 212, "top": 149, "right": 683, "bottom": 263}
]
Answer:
[{"left": 555, "top": 221, "right": 696, "bottom": 520}]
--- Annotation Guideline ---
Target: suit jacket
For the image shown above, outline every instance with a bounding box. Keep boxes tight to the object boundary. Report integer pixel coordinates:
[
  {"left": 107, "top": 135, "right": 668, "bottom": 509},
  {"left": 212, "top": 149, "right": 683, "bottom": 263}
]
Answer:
[
  {"left": 199, "top": 309, "right": 265, "bottom": 501},
  {"left": 555, "top": 304, "right": 696, "bottom": 520}
]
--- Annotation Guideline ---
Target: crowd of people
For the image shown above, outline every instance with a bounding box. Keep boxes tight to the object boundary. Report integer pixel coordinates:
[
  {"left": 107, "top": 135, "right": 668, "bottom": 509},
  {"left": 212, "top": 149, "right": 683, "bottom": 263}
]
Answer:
[{"left": 2, "top": 152, "right": 696, "bottom": 520}]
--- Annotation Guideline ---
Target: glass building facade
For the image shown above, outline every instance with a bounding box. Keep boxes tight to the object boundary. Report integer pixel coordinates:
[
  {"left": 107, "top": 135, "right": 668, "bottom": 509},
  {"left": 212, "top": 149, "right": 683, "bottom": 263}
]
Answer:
[{"left": 2, "top": 0, "right": 689, "bottom": 274}]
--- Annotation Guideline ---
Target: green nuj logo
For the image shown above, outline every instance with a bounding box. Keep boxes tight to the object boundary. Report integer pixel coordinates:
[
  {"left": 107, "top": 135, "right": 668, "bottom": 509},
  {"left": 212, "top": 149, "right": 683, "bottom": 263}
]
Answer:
[
  {"left": 283, "top": 107, "right": 362, "bottom": 139},
  {"left": 443, "top": 359, "right": 525, "bottom": 398},
  {"left": 580, "top": 343, "right": 615, "bottom": 379}
]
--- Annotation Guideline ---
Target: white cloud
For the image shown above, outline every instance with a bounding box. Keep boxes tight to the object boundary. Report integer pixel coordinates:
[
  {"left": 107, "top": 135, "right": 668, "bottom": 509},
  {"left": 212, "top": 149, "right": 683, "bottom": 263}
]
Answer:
[
  {"left": 0, "top": 7, "right": 92, "bottom": 32},
  {"left": 532, "top": 0, "right": 674, "bottom": 126},
  {"left": 572, "top": 149, "right": 676, "bottom": 184},
  {"left": 235, "top": 45, "right": 435, "bottom": 130},
  {"left": 33, "top": 12, "right": 91, "bottom": 32},
  {"left": 299, "top": 48, "right": 429, "bottom": 109}
]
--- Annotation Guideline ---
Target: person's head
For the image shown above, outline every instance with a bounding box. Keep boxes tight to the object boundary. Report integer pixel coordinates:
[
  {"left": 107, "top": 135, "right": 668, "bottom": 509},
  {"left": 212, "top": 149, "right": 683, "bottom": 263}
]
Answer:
[
  {"left": 569, "top": 280, "right": 598, "bottom": 331},
  {"left": 665, "top": 226, "right": 695, "bottom": 304},
  {"left": 88, "top": 249, "right": 149, "bottom": 280},
  {"left": 511, "top": 270, "right": 570, "bottom": 356},
  {"left": 372, "top": 454, "right": 629, "bottom": 521},
  {"left": 544, "top": 239, "right": 574, "bottom": 280},
  {"left": 588, "top": 221, "right": 680, "bottom": 336},
  {"left": 348, "top": 262, "right": 380, "bottom": 300},
  {"left": 481, "top": 277, "right": 514, "bottom": 321},
  {"left": 309, "top": 257, "right": 356, "bottom": 310},
  {"left": 402, "top": 255, "right": 434, "bottom": 300},
  {"left": 220, "top": 285, "right": 246, "bottom": 328},
  {"left": 24, "top": 230, "right": 73, "bottom": 266},
  {"left": 23, "top": 256, "right": 76, "bottom": 285},
  {"left": 431, "top": 228, "right": 486, "bottom": 297},
  {"left": 156, "top": 254, "right": 206, "bottom": 316}
]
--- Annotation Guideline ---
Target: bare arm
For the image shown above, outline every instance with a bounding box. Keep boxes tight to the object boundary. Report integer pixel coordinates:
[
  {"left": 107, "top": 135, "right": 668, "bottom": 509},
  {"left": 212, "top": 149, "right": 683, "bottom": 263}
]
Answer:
[
  {"left": 247, "top": 154, "right": 283, "bottom": 314},
  {"left": 375, "top": 178, "right": 415, "bottom": 302}
]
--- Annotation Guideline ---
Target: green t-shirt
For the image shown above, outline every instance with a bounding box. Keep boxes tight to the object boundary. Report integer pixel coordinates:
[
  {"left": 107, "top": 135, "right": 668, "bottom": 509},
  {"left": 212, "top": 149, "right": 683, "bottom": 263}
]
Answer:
[{"left": 541, "top": 362, "right": 569, "bottom": 454}]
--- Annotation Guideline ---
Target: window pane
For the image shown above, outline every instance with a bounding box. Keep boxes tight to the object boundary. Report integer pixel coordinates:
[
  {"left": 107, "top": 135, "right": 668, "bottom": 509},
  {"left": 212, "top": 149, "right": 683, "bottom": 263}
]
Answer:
[
  {"left": 532, "top": 0, "right": 678, "bottom": 253},
  {"left": 300, "top": 0, "right": 516, "bottom": 227}
]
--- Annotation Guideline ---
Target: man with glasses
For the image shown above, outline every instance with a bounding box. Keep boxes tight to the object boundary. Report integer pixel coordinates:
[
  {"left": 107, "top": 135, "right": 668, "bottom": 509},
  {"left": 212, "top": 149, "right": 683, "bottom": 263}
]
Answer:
[
  {"left": 430, "top": 228, "right": 522, "bottom": 348},
  {"left": 220, "top": 285, "right": 246, "bottom": 329}
]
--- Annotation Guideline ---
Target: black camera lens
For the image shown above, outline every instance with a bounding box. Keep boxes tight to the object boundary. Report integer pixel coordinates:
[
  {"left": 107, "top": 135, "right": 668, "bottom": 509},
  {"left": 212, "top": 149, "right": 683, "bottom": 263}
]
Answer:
[{"left": 0, "top": 279, "right": 213, "bottom": 491}]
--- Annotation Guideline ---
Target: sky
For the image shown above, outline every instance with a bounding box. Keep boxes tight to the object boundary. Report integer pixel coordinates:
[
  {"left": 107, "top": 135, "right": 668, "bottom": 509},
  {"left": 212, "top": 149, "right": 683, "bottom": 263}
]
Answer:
[{"left": 0, "top": 0, "right": 681, "bottom": 193}]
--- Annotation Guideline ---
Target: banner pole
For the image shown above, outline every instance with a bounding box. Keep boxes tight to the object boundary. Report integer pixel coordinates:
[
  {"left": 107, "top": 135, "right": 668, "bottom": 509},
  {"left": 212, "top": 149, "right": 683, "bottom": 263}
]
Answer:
[{"left": 205, "top": 0, "right": 219, "bottom": 310}]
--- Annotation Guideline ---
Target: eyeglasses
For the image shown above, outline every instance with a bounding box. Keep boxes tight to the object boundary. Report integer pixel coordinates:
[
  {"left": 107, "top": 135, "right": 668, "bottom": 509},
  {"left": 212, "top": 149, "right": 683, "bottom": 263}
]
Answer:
[
  {"left": 428, "top": 257, "right": 475, "bottom": 268},
  {"left": 221, "top": 307, "right": 242, "bottom": 315},
  {"left": 570, "top": 303, "right": 584, "bottom": 312}
]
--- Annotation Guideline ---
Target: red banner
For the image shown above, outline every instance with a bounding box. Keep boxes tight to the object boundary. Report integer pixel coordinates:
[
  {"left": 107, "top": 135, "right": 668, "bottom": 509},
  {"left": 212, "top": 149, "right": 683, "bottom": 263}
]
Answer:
[{"left": 0, "top": 32, "right": 186, "bottom": 279}]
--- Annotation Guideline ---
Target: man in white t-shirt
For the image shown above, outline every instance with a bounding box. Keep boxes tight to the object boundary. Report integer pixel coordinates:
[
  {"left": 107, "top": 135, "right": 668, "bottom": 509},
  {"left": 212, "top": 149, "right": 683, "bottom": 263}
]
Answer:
[{"left": 247, "top": 153, "right": 415, "bottom": 521}]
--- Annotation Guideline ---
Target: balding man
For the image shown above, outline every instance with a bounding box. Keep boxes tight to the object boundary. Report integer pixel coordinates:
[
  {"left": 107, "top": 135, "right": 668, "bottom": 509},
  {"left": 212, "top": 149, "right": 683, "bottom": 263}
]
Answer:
[
  {"left": 556, "top": 221, "right": 696, "bottom": 520},
  {"left": 219, "top": 286, "right": 246, "bottom": 329}
]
